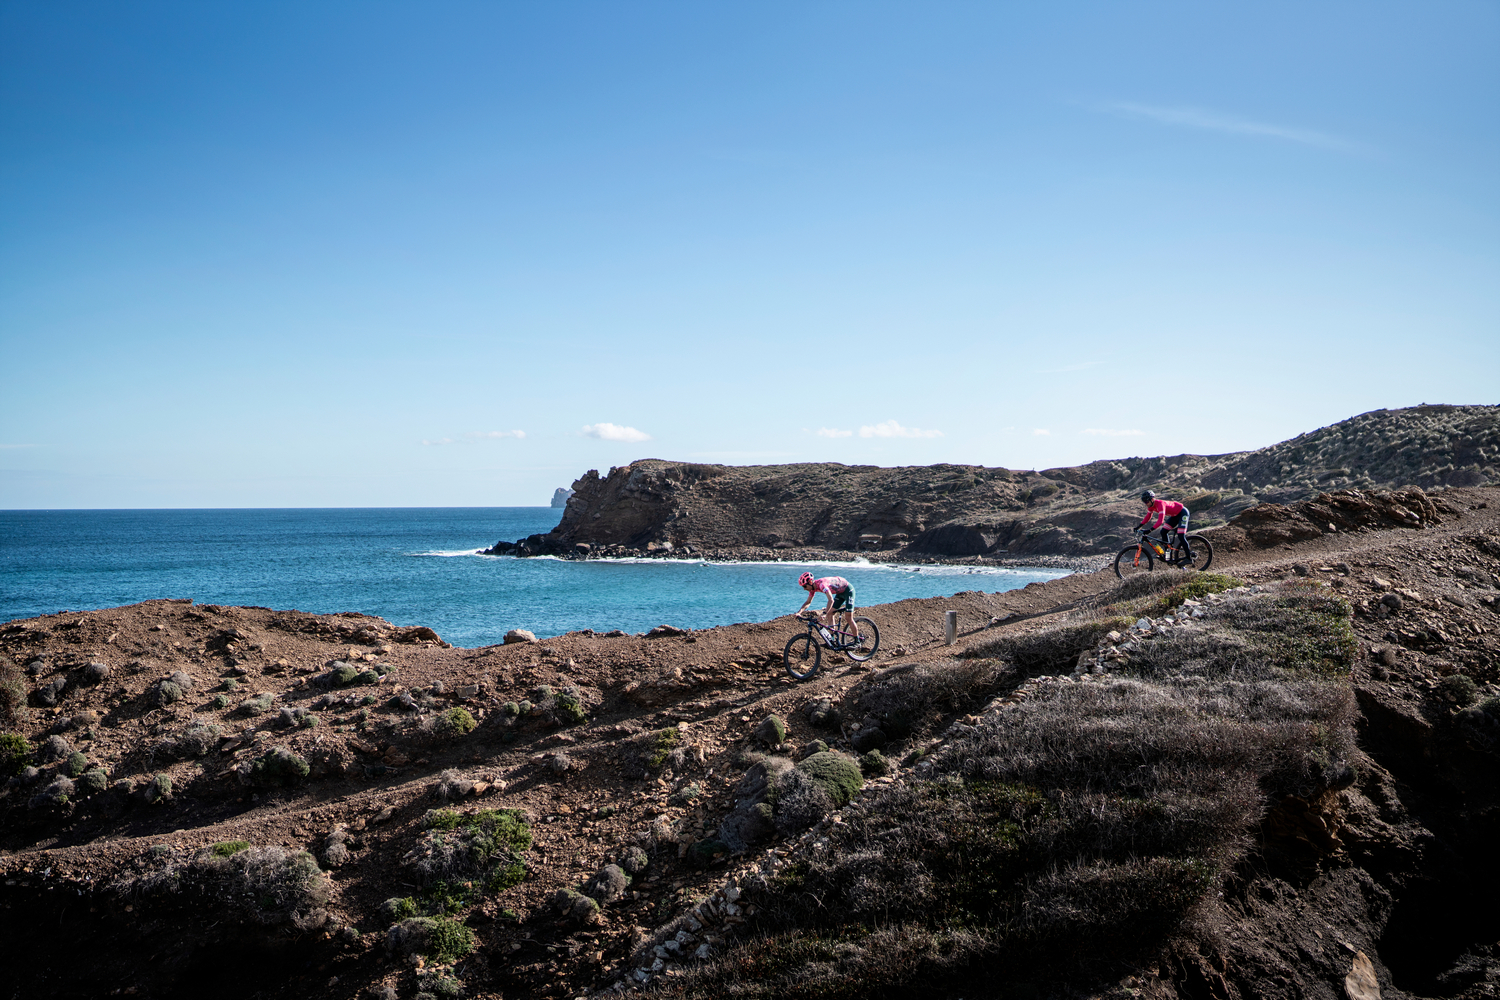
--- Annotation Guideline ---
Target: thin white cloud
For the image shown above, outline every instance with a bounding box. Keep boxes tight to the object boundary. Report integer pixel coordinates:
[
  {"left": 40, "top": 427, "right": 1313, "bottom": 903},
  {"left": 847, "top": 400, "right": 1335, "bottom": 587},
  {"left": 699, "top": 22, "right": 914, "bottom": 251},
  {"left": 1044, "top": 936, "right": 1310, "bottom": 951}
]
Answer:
[
  {"left": 859, "top": 420, "right": 942, "bottom": 439},
  {"left": 1033, "top": 429, "right": 1051, "bottom": 436},
  {"left": 817, "top": 427, "right": 853, "bottom": 438},
  {"left": 1082, "top": 428, "right": 1145, "bottom": 437},
  {"left": 1107, "top": 101, "right": 1361, "bottom": 153},
  {"left": 468, "top": 430, "right": 526, "bottom": 440},
  {"left": 421, "top": 438, "right": 456, "bottom": 446},
  {"left": 582, "top": 422, "right": 651, "bottom": 443}
]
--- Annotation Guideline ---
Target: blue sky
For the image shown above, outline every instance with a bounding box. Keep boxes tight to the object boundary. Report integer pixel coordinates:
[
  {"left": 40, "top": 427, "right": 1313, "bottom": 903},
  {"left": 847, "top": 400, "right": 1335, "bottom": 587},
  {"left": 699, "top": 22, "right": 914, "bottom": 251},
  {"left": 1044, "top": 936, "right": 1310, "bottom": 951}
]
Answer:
[{"left": 2, "top": 1, "right": 1496, "bottom": 507}]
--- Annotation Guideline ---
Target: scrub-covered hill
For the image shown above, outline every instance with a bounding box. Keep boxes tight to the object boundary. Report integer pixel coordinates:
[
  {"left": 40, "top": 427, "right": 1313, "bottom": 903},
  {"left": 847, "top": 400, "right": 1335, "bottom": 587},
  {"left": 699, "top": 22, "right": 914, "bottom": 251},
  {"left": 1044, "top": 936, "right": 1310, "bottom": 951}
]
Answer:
[{"left": 486, "top": 404, "right": 1499, "bottom": 560}]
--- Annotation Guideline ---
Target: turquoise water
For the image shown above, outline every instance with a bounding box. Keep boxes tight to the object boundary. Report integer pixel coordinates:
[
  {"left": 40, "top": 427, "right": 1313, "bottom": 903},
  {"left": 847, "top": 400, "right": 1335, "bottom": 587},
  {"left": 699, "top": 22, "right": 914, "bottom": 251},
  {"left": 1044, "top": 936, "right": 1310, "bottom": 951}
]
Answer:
[{"left": 0, "top": 508, "right": 1069, "bottom": 647}]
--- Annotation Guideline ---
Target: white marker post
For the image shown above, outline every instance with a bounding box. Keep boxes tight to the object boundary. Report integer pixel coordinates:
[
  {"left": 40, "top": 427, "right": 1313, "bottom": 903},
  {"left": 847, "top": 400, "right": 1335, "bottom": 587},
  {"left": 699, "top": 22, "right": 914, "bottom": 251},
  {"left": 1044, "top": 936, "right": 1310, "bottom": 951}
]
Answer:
[{"left": 945, "top": 610, "right": 958, "bottom": 645}]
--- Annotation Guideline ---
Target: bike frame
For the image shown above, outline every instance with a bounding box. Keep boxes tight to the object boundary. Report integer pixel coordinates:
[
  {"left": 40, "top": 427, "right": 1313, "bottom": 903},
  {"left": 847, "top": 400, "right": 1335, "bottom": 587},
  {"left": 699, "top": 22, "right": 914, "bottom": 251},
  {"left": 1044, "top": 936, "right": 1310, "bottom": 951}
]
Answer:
[
  {"left": 799, "top": 614, "right": 859, "bottom": 649},
  {"left": 1129, "top": 529, "right": 1189, "bottom": 568}
]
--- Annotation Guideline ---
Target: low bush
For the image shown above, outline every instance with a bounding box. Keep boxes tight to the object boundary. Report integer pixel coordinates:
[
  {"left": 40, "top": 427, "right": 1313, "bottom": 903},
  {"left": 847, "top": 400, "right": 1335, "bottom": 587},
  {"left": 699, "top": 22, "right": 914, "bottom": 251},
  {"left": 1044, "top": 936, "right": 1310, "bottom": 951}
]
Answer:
[
  {"left": 1149, "top": 572, "right": 1243, "bottom": 611},
  {"left": 963, "top": 617, "right": 1135, "bottom": 674},
  {"left": 65, "top": 751, "right": 89, "bottom": 777},
  {"left": 794, "top": 752, "right": 864, "bottom": 807},
  {"left": 848, "top": 658, "right": 1014, "bottom": 740},
  {"left": 0, "top": 660, "right": 28, "bottom": 728},
  {"left": 387, "top": 916, "right": 475, "bottom": 963},
  {"left": 406, "top": 808, "right": 532, "bottom": 892},
  {"left": 212, "top": 840, "right": 251, "bottom": 857},
  {"left": 248, "top": 747, "right": 310, "bottom": 788},
  {"left": 0, "top": 732, "right": 32, "bottom": 776},
  {"left": 640, "top": 728, "right": 681, "bottom": 771},
  {"left": 434, "top": 707, "right": 476, "bottom": 736},
  {"left": 77, "top": 768, "right": 108, "bottom": 795},
  {"left": 237, "top": 693, "right": 274, "bottom": 716},
  {"left": 554, "top": 691, "right": 587, "bottom": 725},
  {"left": 154, "top": 680, "right": 183, "bottom": 707},
  {"left": 120, "top": 844, "right": 329, "bottom": 927},
  {"left": 211, "top": 694, "right": 230, "bottom": 710},
  {"left": 859, "top": 750, "right": 891, "bottom": 778},
  {"left": 1437, "top": 673, "right": 1480, "bottom": 707},
  {"left": 173, "top": 724, "right": 221, "bottom": 757},
  {"left": 144, "top": 773, "right": 172, "bottom": 804}
]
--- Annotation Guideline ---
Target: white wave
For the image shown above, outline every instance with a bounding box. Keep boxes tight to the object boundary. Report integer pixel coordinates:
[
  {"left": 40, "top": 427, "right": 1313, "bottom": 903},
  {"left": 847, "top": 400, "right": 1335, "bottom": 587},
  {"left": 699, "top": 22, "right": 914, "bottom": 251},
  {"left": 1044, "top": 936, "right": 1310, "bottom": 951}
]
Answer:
[
  {"left": 411, "top": 550, "right": 1070, "bottom": 579},
  {"left": 411, "top": 549, "right": 499, "bottom": 558},
  {"left": 566, "top": 555, "right": 1070, "bottom": 578}
]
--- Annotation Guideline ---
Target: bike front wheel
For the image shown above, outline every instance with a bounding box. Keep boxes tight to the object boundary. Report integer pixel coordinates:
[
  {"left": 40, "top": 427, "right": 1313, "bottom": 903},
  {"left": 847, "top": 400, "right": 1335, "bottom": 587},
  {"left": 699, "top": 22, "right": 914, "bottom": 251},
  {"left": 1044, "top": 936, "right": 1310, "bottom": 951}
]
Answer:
[
  {"left": 1182, "top": 534, "right": 1213, "bottom": 571},
  {"left": 1114, "top": 543, "right": 1154, "bottom": 580},
  {"left": 844, "top": 617, "right": 880, "bottom": 662},
  {"left": 784, "top": 632, "right": 822, "bottom": 680}
]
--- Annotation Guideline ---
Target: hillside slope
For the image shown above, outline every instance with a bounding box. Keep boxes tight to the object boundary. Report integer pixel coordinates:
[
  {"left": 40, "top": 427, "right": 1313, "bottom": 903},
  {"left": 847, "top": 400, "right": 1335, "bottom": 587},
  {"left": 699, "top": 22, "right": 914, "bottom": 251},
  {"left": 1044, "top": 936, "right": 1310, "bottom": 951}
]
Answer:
[
  {"left": 487, "top": 405, "right": 1498, "bottom": 560},
  {"left": 2, "top": 485, "right": 1497, "bottom": 1000}
]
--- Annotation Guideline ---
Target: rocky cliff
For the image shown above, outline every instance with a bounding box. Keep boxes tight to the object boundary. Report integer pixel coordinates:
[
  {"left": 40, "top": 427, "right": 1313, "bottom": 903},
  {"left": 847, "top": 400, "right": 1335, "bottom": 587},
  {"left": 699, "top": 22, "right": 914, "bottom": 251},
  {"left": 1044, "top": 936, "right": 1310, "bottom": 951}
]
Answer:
[{"left": 486, "top": 405, "right": 1499, "bottom": 559}]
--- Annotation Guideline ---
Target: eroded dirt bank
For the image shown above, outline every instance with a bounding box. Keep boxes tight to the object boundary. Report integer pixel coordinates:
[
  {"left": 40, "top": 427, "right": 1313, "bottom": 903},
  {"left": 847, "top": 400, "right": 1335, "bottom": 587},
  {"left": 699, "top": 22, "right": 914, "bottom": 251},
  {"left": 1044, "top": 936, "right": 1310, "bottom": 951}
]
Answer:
[{"left": 1, "top": 485, "right": 1497, "bottom": 1000}]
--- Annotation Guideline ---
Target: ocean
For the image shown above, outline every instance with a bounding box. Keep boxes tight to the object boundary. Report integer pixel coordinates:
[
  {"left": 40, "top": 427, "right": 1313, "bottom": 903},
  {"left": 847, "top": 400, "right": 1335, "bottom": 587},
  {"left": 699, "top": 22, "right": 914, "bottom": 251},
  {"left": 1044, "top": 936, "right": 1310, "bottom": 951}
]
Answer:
[{"left": 0, "top": 508, "right": 1071, "bottom": 647}]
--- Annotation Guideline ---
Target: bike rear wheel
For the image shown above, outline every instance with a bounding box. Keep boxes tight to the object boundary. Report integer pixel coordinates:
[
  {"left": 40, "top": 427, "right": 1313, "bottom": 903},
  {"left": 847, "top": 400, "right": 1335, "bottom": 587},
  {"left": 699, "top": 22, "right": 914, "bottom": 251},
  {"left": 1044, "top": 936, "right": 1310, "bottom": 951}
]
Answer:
[
  {"left": 845, "top": 616, "right": 880, "bottom": 662},
  {"left": 784, "top": 632, "right": 822, "bottom": 680},
  {"left": 1114, "top": 543, "right": 1154, "bottom": 579},
  {"left": 1184, "top": 534, "right": 1214, "bottom": 571}
]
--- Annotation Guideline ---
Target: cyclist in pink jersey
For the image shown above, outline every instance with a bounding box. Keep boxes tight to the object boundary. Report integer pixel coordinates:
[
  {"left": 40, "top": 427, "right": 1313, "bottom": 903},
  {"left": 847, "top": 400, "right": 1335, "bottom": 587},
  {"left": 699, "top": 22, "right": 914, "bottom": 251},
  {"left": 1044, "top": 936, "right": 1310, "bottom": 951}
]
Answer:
[
  {"left": 1137, "top": 490, "right": 1194, "bottom": 566},
  {"left": 795, "top": 572, "right": 857, "bottom": 635}
]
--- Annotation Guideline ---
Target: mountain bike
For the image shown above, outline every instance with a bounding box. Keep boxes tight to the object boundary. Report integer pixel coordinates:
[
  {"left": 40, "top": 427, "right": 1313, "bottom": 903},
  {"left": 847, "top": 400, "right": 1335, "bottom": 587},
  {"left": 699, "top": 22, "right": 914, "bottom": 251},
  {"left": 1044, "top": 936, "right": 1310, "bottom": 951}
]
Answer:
[
  {"left": 784, "top": 612, "right": 880, "bottom": 680},
  {"left": 1113, "top": 528, "right": 1214, "bottom": 579}
]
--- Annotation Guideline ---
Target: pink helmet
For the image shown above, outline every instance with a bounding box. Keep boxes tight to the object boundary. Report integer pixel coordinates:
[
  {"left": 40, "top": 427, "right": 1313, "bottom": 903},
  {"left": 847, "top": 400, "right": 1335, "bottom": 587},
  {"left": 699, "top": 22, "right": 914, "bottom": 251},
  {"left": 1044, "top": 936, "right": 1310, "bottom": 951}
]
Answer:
[{"left": 798, "top": 572, "right": 814, "bottom": 587}]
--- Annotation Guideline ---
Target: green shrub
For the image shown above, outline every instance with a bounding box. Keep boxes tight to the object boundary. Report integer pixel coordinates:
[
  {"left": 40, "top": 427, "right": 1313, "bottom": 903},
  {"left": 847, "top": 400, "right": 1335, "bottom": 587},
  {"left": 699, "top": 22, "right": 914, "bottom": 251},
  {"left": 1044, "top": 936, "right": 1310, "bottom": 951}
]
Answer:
[
  {"left": 382, "top": 896, "right": 420, "bottom": 921},
  {"left": 859, "top": 749, "right": 891, "bottom": 778},
  {"left": 435, "top": 707, "right": 477, "bottom": 736},
  {"left": 351, "top": 670, "right": 380, "bottom": 686},
  {"left": 212, "top": 840, "right": 251, "bottom": 857},
  {"left": 211, "top": 694, "right": 230, "bottom": 709},
  {"left": 794, "top": 752, "right": 864, "bottom": 806},
  {"left": 0, "top": 733, "right": 33, "bottom": 777},
  {"left": 237, "top": 693, "right": 274, "bottom": 716},
  {"left": 65, "top": 751, "right": 90, "bottom": 777},
  {"left": 0, "top": 661, "right": 28, "bottom": 728},
  {"left": 77, "top": 768, "right": 108, "bottom": 795},
  {"left": 145, "top": 773, "right": 172, "bottom": 804},
  {"left": 502, "top": 701, "right": 521, "bottom": 717},
  {"left": 387, "top": 917, "right": 475, "bottom": 963},
  {"left": 423, "top": 808, "right": 462, "bottom": 831},
  {"left": 1438, "top": 673, "right": 1480, "bottom": 707},
  {"left": 554, "top": 692, "right": 586, "bottom": 725},
  {"left": 156, "top": 680, "right": 183, "bottom": 706},
  {"left": 330, "top": 663, "right": 359, "bottom": 686},
  {"left": 408, "top": 808, "right": 532, "bottom": 890},
  {"left": 248, "top": 747, "right": 310, "bottom": 788},
  {"left": 1151, "top": 573, "right": 1244, "bottom": 612},
  {"left": 221, "top": 678, "right": 240, "bottom": 693},
  {"left": 643, "top": 728, "right": 680, "bottom": 769}
]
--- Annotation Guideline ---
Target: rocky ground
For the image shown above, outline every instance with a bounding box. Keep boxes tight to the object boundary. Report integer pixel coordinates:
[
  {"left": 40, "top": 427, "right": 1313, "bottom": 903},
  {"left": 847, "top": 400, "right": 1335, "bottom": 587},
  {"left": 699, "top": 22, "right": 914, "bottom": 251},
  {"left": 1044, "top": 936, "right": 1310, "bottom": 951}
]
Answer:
[
  {"left": 1, "top": 485, "right": 1497, "bottom": 999},
  {"left": 488, "top": 405, "right": 1498, "bottom": 561}
]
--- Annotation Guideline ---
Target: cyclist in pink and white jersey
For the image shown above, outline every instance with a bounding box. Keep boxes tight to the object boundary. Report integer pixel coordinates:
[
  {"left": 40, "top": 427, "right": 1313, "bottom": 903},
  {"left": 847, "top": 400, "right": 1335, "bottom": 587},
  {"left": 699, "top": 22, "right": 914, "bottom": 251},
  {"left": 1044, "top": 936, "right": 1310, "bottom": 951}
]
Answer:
[
  {"left": 1137, "top": 490, "right": 1194, "bottom": 566},
  {"left": 795, "top": 572, "right": 856, "bottom": 633}
]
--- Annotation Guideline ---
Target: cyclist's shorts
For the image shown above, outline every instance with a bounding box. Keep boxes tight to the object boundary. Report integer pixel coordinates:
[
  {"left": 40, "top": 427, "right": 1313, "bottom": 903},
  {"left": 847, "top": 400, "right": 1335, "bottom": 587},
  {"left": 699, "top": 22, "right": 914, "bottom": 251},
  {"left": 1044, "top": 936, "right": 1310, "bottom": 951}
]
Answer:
[
  {"left": 1166, "top": 510, "right": 1190, "bottom": 533},
  {"left": 831, "top": 587, "right": 855, "bottom": 611}
]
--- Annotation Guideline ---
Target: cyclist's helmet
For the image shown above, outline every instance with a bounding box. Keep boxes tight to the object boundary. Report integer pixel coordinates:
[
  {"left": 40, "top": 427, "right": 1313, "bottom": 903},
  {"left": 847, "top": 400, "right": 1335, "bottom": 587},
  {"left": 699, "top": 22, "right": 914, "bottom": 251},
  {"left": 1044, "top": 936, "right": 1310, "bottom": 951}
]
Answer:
[
  {"left": 1140, "top": 490, "right": 1157, "bottom": 504},
  {"left": 798, "top": 572, "right": 814, "bottom": 588}
]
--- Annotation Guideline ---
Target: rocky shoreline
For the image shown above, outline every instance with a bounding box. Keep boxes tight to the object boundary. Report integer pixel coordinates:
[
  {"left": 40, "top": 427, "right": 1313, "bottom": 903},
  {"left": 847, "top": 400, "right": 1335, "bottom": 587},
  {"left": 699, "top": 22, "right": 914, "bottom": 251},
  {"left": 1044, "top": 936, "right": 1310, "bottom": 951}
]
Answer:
[{"left": 484, "top": 405, "right": 1499, "bottom": 563}]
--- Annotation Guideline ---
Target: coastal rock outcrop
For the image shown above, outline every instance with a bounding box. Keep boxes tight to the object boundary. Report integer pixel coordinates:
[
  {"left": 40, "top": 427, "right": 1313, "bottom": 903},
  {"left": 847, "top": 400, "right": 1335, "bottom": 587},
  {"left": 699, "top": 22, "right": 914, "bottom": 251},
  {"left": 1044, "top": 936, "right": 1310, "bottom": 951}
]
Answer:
[{"left": 481, "top": 406, "right": 1498, "bottom": 561}]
